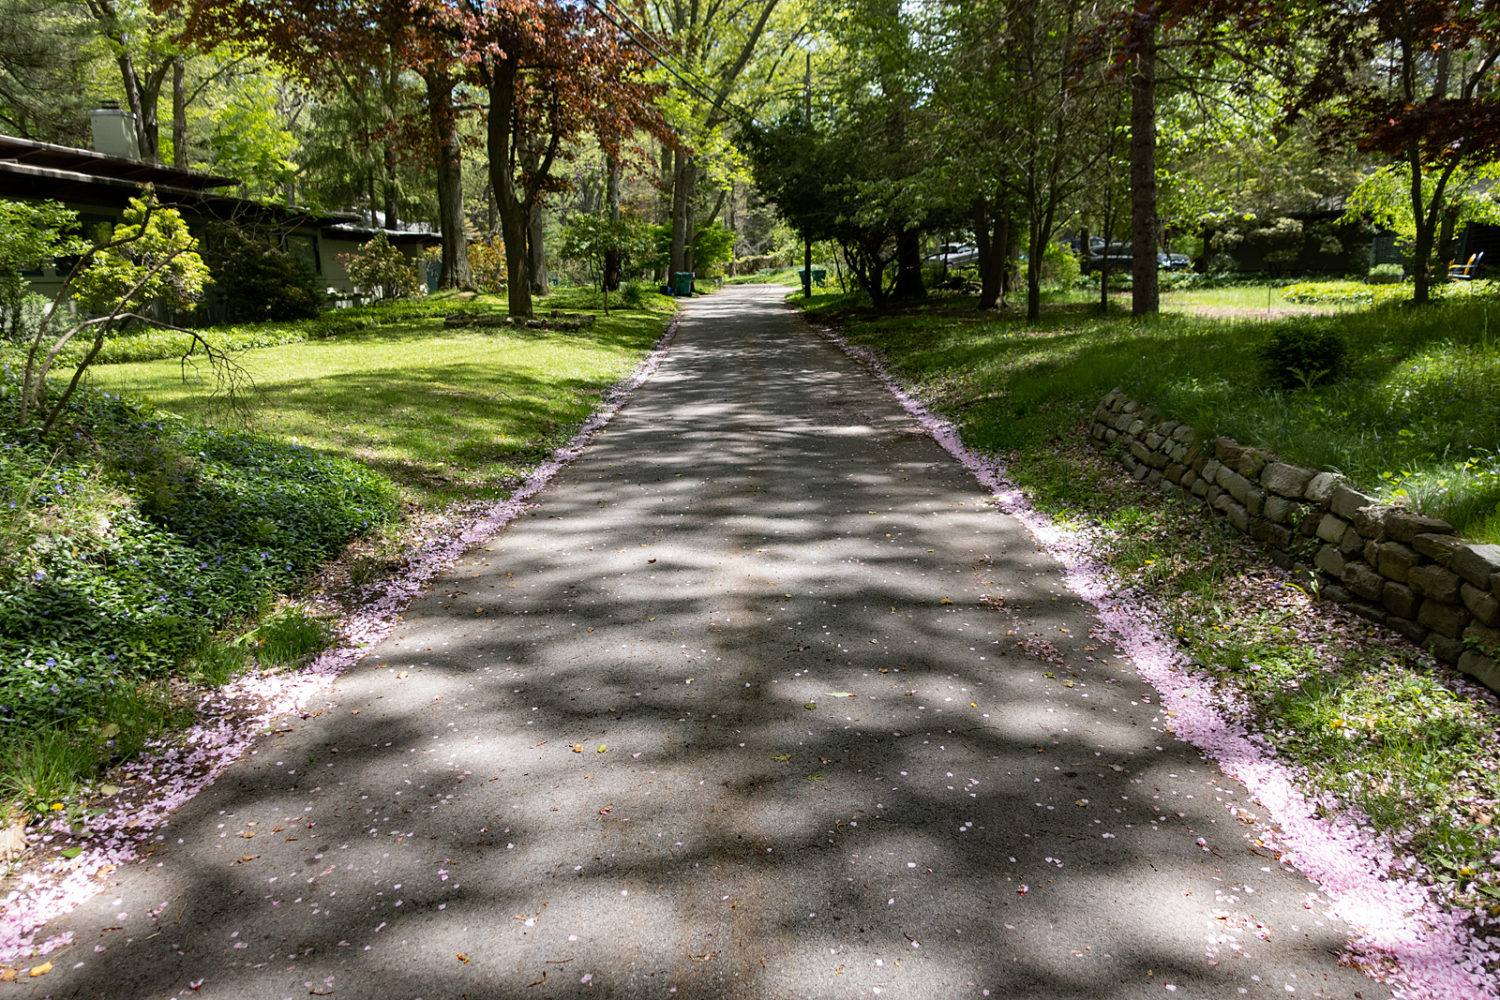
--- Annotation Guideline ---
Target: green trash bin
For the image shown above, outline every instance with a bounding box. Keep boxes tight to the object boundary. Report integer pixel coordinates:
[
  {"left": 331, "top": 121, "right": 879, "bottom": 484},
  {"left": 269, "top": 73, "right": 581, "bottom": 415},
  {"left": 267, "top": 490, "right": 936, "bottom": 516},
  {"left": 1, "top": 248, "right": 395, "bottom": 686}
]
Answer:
[
  {"left": 797, "top": 268, "right": 828, "bottom": 287},
  {"left": 672, "top": 271, "right": 695, "bottom": 296}
]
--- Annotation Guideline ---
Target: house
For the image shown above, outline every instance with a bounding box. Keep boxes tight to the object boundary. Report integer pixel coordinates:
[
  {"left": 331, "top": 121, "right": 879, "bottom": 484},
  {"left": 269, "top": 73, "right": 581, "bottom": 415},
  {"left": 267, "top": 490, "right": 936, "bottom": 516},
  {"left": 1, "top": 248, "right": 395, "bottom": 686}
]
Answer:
[{"left": 0, "top": 108, "right": 440, "bottom": 306}]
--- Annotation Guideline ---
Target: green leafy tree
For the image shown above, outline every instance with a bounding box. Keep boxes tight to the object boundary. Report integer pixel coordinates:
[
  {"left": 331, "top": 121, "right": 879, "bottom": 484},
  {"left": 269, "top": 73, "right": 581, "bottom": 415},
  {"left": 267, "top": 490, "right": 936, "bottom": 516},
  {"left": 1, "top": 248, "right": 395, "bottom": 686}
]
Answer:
[
  {"left": 20, "top": 192, "right": 220, "bottom": 435},
  {"left": 0, "top": 200, "right": 77, "bottom": 343},
  {"left": 198, "top": 222, "right": 321, "bottom": 321},
  {"left": 1342, "top": 162, "right": 1500, "bottom": 270},
  {"left": 560, "top": 213, "right": 653, "bottom": 314},
  {"left": 337, "top": 231, "right": 419, "bottom": 301}
]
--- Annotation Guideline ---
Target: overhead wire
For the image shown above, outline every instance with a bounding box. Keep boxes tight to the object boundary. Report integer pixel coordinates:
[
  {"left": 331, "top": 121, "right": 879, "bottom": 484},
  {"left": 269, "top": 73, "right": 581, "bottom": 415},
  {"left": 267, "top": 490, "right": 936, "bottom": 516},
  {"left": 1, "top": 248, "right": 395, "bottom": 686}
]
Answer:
[{"left": 578, "top": 0, "right": 810, "bottom": 127}]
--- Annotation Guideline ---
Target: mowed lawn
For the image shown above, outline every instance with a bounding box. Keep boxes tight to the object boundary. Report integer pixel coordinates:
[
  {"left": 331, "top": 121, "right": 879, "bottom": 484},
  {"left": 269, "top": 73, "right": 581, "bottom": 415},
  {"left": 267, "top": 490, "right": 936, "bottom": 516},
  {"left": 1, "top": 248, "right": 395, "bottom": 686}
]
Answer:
[{"left": 89, "top": 303, "right": 672, "bottom": 508}]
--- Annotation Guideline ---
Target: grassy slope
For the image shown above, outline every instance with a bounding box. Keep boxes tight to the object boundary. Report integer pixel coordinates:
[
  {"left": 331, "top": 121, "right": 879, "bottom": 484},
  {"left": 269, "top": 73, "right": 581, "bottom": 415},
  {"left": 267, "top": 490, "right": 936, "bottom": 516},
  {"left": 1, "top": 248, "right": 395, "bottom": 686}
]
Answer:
[{"left": 806, "top": 292, "right": 1500, "bottom": 540}]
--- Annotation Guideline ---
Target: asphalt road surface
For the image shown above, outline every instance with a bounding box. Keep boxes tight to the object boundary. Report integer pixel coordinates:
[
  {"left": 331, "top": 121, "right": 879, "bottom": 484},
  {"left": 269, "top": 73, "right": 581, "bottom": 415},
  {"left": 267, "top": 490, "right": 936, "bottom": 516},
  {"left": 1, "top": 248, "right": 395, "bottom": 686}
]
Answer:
[{"left": 19, "top": 285, "right": 1387, "bottom": 999}]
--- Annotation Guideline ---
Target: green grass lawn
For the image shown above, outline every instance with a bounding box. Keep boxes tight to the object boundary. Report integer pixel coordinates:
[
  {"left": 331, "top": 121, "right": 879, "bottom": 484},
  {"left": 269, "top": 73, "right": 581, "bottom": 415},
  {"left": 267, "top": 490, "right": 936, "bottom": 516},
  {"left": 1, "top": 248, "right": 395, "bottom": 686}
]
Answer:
[
  {"left": 1047, "top": 280, "right": 1346, "bottom": 314},
  {"left": 724, "top": 266, "right": 806, "bottom": 287},
  {"left": 1159, "top": 283, "right": 1338, "bottom": 313},
  {"left": 803, "top": 290, "right": 1500, "bottom": 541},
  {"left": 89, "top": 291, "right": 676, "bottom": 510}
]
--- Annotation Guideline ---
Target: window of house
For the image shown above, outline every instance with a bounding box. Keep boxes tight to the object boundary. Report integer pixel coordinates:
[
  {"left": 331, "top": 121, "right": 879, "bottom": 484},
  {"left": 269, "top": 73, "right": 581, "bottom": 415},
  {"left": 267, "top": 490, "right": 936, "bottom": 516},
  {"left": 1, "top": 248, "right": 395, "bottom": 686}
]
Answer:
[{"left": 286, "top": 234, "right": 320, "bottom": 275}]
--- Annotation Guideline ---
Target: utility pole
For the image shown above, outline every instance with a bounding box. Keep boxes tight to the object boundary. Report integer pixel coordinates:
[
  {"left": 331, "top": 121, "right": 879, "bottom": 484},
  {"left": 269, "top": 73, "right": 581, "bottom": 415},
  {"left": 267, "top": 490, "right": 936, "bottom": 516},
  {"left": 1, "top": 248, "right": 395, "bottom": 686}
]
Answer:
[{"left": 804, "top": 51, "right": 814, "bottom": 299}]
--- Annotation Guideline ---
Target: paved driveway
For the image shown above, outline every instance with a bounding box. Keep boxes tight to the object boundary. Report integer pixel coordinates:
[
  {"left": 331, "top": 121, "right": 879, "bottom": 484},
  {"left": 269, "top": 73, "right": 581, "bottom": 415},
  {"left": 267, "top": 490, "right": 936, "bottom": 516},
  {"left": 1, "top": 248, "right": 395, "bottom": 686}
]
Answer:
[{"left": 18, "top": 285, "right": 1385, "bottom": 999}]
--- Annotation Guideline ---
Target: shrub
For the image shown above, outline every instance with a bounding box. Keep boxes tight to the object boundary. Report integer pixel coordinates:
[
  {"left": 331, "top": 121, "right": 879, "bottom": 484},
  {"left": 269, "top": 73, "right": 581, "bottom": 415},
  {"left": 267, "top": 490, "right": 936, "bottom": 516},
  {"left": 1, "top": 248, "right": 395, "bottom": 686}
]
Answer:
[
  {"left": 0, "top": 200, "right": 76, "bottom": 343},
  {"left": 1368, "top": 263, "right": 1405, "bottom": 284},
  {"left": 1256, "top": 326, "right": 1348, "bottom": 390},
  {"left": 620, "top": 279, "right": 647, "bottom": 308},
  {"left": 1041, "top": 240, "right": 1079, "bottom": 290},
  {"left": 199, "top": 223, "right": 322, "bottom": 322},
  {"left": 338, "top": 232, "right": 420, "bottom": 301},
  {"left": 467, "top": 237, "right": 508, "bottom": 294}
]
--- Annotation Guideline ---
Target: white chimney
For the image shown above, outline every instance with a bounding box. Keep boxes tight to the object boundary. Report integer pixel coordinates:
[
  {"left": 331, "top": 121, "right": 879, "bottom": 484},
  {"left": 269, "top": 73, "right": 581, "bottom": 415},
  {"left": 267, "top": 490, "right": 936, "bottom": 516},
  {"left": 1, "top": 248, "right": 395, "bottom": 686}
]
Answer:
[{"left": 88, "top": 103, "right": 140, "bottom": 160}]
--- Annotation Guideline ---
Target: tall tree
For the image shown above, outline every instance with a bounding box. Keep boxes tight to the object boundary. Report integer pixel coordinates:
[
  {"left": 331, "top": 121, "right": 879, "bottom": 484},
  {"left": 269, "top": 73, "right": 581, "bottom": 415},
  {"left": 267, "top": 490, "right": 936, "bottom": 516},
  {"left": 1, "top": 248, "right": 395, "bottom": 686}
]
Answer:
[
  {"left": 0, "top": 0, "right": 96, "bottom": 143},
  {"left": 455, "top": 0, "right": 671, "bottom": 316},
  {"left": 1120, "top": 0, "right": 1500, "bottom": 305},
  {"left": 641, "top": 0, "right": 784, "bottom": 275},
  {"left": 182, "top": 0, "right": 474, "bottom": 288},
  {"left": 933, "top": 0, "right": 1120, "bottom": 319},
  {"left": 84, "top": 0, "right": 198, "bottom": 163}
]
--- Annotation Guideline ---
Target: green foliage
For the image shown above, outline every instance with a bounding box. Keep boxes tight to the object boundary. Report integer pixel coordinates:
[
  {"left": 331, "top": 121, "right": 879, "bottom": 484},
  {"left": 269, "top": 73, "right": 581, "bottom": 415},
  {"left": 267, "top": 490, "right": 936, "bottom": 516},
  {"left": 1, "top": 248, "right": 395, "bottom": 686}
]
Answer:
[
  {"left": 692, "top": 221, "right": 736, "bottom": 278},
  {"left": 0, "top": 375, "right": 400, "bottom": 733},
  {"left": 1256, "top": 326, "right": 1348, "bottom": 390},
  {"left": 561, "top": 213, "right": 655, "bottom": 310},
  {"left": 0, "top": 199, "right": 82, "bottom": 342},
  {"left": 70, "top": 195, "right": 209, "bottom": 317},
  {"left": 1342, "top": 162, "right": 1500, "bottom": 254},
  {"left": 202, "top": 78, "right": 298, "bottom": 200},
  {"left": 1206, "top": 214, "right": 1372, "bottom": 276},
  {"left": 247, "top": 607, "right": 334, "bottom": 669},
  {"left": 1284, "top": 279, "right": 1406, "bottom": 306},
  {"left": 1368, "top": 263, "right": 1405, "bottom": 284},
  {"left": 198, "top": 223, "right": 322, "bottom": 322},
  {"left": 1040, "top": 240, "right": 1079, "bottom": 290},
  {"left": 338, "top": 232, "right": 420, "bottom": 301},
  {"left": 620, "top": 280, "right": 647, "bottom": 308}
]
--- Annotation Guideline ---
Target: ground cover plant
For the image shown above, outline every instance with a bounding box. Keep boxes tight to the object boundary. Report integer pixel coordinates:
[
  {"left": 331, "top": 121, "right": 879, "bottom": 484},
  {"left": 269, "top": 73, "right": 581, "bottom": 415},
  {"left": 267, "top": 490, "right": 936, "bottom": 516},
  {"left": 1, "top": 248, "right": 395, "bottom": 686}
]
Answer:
[
  {"left": 0, "top": 288, "right": 674, "bottom": 828},
  {"left": 802, "top": 287, "right": 1500, "bottom": 930},
  {"left": 0, "top": 376, "right": 399, "bottom": 817}
]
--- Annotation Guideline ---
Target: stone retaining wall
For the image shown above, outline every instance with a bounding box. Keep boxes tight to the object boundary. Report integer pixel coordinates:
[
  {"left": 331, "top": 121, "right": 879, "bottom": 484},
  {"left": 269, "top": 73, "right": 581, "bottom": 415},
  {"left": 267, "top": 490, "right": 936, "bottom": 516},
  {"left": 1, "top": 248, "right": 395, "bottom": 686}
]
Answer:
[{"left": 1090, "top": 388, "right": 1500, "bottom": 694}]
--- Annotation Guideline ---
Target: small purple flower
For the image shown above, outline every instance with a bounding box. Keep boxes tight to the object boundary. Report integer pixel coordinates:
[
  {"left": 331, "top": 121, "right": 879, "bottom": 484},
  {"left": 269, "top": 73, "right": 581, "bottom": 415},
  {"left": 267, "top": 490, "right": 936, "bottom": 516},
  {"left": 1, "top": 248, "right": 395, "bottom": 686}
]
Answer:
[{"left": 45, "top": 657, "right": 56, "bottom": 668}]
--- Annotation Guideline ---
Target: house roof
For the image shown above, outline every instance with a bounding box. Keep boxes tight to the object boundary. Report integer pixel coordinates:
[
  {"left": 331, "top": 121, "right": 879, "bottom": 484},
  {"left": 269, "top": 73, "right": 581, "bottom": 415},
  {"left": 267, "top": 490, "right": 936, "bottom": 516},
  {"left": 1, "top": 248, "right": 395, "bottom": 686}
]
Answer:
[
  {"left": 0, "top": 134, "right": 237, "bottom": 201},
  {"left": 0, "top": 133, "right": 440, "bottom": 247}
]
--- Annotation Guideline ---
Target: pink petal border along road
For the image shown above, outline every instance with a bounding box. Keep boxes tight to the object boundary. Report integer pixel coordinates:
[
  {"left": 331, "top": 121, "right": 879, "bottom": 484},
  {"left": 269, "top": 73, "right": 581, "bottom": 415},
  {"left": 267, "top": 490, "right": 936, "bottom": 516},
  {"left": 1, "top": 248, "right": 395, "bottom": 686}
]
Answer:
[
  {"left": 813, "top": 322, "right": 1498, "bottom": 1000},
  {"left": 0, "top": 318, "right": 681, "bottom": 967}
]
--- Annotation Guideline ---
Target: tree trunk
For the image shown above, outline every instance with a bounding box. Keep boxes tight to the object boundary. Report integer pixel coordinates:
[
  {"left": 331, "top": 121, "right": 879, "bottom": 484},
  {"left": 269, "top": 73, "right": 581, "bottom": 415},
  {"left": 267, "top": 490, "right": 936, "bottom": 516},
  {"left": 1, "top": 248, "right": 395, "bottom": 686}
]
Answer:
[
  {"left": 520, "top": 133, "right": 550, "bottom": 296},
  {"left": 486, "top": 59, "right": 533, "bottom": 318},
  {"left": 1129, "top": 20, "right": 1159, "bottom": 317},
  {"left": 171, "top": 55, "right": 186, "bottom": 168},
  {"left": 670, "top": 154, "right": 695, "bottom": 275},
  {"left": 973, "top": 196, "right": 1004, "bottom": 310},
  {"left": 658, "top": 141, "right": 674, "bottom": 226},
  {"left": 1410, "top": 148, "right": 1434, "bottom": 305},
  {"left": 382, "top": 143, "right": 400, "bottom": 231},
  {"left": 528, "top": 200, "right": 549, "bottom": 295},
  {"left": 425, "top": 71, "right": 473, "bottom": 291},
  {"left": 603, "top": 155, "right": 622, "bottom": 291},
  {"left": 1436, "top": 204, "right": 1460, "bottom": 277},
  {"left": 1025, "top": 217, "right": 1045, "bottom": 322},
  {"left": 891, "top": 228, "right": 924, "bottom": 300}
]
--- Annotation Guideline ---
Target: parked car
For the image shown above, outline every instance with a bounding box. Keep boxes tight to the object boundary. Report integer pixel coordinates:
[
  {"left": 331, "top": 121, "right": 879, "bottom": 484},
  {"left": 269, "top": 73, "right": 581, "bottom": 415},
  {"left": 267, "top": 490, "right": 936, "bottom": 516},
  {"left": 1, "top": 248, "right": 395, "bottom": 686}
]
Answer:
[
  {"left": 1083, "top": 243, "right": 1189, "bottom": 273},
  {"left": 1062, "top": 236, "right": 1106, "bottom": 256},
  {"left": 926, "top": 243, "right": 980, "bottom": 267}
]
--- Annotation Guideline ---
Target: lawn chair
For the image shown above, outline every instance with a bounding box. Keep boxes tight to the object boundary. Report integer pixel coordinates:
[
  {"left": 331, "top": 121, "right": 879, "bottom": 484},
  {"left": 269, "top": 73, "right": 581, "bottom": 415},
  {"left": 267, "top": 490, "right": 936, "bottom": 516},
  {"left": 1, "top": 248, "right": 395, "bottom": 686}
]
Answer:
[{"left": 1449, "top": 251, "right": 1484, "bottom": 280}]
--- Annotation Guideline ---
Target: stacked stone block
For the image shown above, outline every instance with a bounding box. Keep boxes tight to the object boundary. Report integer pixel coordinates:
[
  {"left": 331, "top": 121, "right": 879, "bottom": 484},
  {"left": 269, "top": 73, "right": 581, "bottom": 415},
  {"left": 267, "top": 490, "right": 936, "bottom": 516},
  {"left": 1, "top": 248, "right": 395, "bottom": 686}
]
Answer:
[{"left": 1090, "top": 388, "right": 1500, "bottom": 695}]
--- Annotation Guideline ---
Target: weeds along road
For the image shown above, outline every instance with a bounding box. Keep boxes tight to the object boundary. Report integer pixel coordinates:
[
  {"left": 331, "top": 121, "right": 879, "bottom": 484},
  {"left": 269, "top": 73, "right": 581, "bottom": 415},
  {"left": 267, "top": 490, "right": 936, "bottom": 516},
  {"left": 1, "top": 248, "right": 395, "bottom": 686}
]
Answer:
[{"left": 21, "top": 285, "right": 1387, "bottom": 999}]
